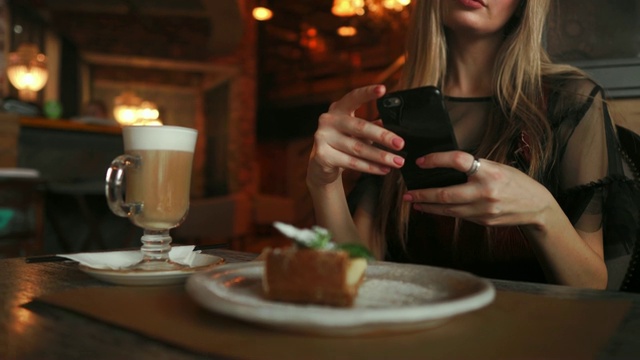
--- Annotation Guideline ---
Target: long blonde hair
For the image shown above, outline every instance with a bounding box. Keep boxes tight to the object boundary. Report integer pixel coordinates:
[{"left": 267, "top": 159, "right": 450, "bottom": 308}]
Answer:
[{"left": 370, "top": 0, "right": 587, "bottom": 258}]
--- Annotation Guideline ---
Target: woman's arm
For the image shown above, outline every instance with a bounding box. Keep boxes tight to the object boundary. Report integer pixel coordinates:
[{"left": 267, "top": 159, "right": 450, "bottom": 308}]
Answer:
[
  {"left": 514, "top": 183, "right": 607, "bottom": 288},
  {"left": 520, "top": 199, "right": 606, "bottom": 289},
  {"left": 306, "top": 85, "right": 404, "bottom": 250},
  {"left": 405, "top": 153, "right": 607, "bottom": 288}
]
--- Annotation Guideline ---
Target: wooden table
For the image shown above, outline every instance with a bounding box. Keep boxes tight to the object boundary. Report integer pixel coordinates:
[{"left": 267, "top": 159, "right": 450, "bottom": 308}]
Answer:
[{"left": 2, "top": 249, "right": 640, "bottom": 359}]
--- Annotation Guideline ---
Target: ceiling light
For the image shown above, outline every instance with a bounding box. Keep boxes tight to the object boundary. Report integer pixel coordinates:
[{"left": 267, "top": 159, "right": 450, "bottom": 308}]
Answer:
[
  {"left": 332, "top": 0, "right": 365, "bottom": 17},
  {"left": 253, "top": 6, "right": 273, "bottom": 21},
  {"left": 337, "top": 26, "right": 358, "bottom": 37},
  {"left": 6, "top": 43, "right": 48, "bottom": 102},
  {"left": 332, "top": 0, "right": 410, "bottom": 18},
  {"left": 137, "top": 101, "right": 160, "bottom": 122},
  {"left": 113, "top": 91, "right": 142, "bottom": 126}
]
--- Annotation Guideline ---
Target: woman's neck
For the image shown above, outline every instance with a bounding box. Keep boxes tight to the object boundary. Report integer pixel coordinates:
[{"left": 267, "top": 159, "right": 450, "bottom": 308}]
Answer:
[{"left": 444, "top": 32, "right": 504, "bottom": 98}]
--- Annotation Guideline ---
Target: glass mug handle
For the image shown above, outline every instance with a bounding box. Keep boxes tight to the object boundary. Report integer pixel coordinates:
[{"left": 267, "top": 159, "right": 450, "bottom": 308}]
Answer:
[{"left": 105, "top": 154, "right": 142, "bottom": 217}]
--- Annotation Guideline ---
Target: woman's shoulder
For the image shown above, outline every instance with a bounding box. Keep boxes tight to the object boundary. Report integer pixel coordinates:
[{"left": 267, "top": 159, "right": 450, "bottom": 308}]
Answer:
[
  {"left": 544, "top": 72, "right": 603, "bottom": 100},
  {"left": 543, "top": 72, "right": 606, "bottom": 123}
]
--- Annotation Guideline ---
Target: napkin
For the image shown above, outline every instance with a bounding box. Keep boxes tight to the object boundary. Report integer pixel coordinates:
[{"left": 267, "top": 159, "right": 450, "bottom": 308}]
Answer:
[
  {"left": 0, "top": 167, "right": 40, "bottom": 178},
  {"left": 58, "top": 246, "right": 200, "bottom": 270}
]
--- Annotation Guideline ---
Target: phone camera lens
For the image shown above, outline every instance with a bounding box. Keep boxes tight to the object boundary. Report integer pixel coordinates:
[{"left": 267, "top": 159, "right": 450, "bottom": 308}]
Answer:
[{"left": 384, "top": 97, "right": 401, "bottom": 108}]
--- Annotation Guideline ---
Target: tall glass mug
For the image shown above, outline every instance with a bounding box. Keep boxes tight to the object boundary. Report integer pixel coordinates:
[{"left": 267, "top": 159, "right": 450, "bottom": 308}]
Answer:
[{"left": 106, "top": 125, "right": 197, "bottom": 271}]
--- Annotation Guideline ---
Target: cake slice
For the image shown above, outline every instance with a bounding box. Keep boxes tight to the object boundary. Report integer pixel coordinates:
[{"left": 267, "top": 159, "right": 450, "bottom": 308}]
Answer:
[{"left": 262, "top": 222, "right": 371, "bottom": 307}]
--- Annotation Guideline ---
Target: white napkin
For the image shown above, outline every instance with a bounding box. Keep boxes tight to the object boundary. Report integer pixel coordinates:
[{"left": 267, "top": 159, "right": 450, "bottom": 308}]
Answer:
[
  {"left": 0, "top": 168, "right": 40, "bottom": 178},
  {"left": 58, "top": 246, "right": 200, "bottom": 270}
]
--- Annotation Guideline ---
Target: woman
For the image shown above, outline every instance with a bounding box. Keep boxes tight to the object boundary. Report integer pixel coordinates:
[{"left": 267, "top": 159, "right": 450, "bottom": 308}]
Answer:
[{"left": 306, "top": 0, "right": 640, "bottom": 290}]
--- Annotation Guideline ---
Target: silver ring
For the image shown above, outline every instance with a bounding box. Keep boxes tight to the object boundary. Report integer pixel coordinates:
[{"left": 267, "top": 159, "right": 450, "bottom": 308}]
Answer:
[{"left": 466, "top": 157, "right": 481, "bottom": 177}]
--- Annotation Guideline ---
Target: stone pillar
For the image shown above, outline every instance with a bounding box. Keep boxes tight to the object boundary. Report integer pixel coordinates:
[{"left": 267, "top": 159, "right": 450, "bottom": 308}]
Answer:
[{"left": 211, "top": 0, "right": 258, "bottom": 196}]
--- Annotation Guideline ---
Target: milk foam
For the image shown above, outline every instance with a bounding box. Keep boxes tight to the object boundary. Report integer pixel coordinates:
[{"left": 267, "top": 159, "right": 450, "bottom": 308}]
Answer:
[{"left": 123, "top": 125, "right": 197, "bottom": 152}]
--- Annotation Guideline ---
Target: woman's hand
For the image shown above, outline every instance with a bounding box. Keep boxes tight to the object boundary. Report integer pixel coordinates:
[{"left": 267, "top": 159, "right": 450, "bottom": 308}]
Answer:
[
  {"left": 406, "top": 150, "right": 607, "bottom": 289},
  {"left": 307, "top": 84, "right": 406, "bottom": 188},
  {"left": 404, "top": 151, "right": 554, "bottom": 228}
]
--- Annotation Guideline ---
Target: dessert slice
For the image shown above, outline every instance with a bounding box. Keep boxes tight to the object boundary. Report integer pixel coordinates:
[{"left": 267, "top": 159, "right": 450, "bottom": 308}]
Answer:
[{"left": 262, "top": 222, "right": 371, "bottom": 307}]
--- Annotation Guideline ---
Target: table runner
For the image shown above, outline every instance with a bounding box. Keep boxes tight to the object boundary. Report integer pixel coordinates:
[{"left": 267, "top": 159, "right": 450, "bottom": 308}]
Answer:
[{"left": 34, "top": 286, "right": 630, "bottom": 359}]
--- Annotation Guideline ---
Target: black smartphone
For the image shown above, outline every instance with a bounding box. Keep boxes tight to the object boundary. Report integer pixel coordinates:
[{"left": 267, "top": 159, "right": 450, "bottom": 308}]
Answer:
[{"left": 376, "top": 86, "right": 467, "bottom": 190}]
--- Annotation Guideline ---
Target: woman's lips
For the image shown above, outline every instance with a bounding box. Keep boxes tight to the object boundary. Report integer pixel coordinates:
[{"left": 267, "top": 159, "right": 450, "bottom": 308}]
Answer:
[{"left": 457, "top": 0, "right": 486, "bottom": 9}]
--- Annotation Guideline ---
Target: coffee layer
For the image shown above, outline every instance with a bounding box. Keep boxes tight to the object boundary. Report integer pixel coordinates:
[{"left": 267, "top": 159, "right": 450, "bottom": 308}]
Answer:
[{"left": 125, "top": 149, "right": 194, "bottom": 230}]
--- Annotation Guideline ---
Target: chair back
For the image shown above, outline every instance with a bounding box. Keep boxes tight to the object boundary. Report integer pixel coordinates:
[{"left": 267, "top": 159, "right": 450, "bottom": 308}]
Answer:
[
  {"left": 172, "top": 193, "right": 253, "bottom": 249},
  {"left": 615, "top": 126, "right": 640, "bottom": 292},
  {"left": 0, "top": 168, "right": 44, "bottom": 257}
]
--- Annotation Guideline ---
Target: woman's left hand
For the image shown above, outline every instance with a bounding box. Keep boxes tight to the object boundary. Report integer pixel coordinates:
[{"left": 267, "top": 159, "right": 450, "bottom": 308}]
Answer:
[{"left": 404, "top": 151, "right": 554, "bottom": 227}]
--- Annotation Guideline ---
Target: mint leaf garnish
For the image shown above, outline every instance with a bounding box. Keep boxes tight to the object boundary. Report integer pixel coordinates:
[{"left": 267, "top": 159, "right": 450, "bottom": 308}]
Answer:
[
  {"left": 335, "top": 243, "right": 374, "bottom": 259},
  {"left": 273, "top": 222, "right": 373, "bottom": 259},
  {"left": 308, "top": 226, "right": 332, "bottom": 249},
  {"left": 273, "top": 222, "right": 335, "bottom": 250}
]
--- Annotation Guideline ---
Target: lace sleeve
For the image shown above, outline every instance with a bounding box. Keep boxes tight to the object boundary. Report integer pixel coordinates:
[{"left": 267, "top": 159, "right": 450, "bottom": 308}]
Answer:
[
  {"left": 551, "top": 79, "right": 640, "bottom": 290},
  {"left": 556, "top": 81, "right": 610, "bottom": 233}
]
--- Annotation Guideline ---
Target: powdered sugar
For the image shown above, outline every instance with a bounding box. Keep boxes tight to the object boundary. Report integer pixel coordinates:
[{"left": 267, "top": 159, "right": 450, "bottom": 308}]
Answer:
[{"left": 356, "top": 279, "right": 443, "bottom": 307}]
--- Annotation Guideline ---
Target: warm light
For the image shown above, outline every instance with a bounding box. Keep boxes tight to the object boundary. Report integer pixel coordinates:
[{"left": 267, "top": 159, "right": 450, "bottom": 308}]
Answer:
[
  {"left": 252, "top": 6, "right": 273, "bottom": 21},
  {"left": 332, "top": 0, "right": 409, "bottom": 18},
  {"left": 337, "top": 26, "right": 358, "bottom": 37},
  {"left": 113, "top": 106, "right": 138, "bottom": 125},
  {"left": 114, "top": 93, "right": 164, "bottom": 126},
  {"left": 306, "top": 27, "right": 318, "bottom": 37},
  {"left": 138, "top": 119, "right": 163, "bottom": 126},
  {"left": 113, "top": 91, "right": 142, "bottom": 126},
  {"left": 332, "top": 0, "right": 359, "bottom": 17},
  {"left": 382, "top": 0, "right": 409, "bottom": 11},
  {"left": 6, "top": 43, "right": 48, "bottom": 102},
  {"left": 299, "top": 25, "right": 328, "bottom": 55},
  {"left": 137, "top": 101, "right": 160, "bottom": 121}
]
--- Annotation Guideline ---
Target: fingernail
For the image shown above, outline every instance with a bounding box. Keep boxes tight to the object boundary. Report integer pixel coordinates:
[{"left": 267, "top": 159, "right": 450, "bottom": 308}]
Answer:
[
  {"left": 380, "top": 166, "right": 391, "bottom": 174},
  {"left": 392, "top": 138, "right": 404, "bottom": 149},
  {"left": 402, "top": 193, "right": 413, "bottom": 201},
  {"left": 416, "top": 157, "right": 425, "bottom": 165},
  {"left": 393, "top": 156, "right": 404, "bottom": 166}
]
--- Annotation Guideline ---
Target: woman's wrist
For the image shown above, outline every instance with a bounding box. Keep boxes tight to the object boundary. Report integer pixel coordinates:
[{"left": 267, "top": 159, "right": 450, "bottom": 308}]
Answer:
[
  {"left": 306, "top": 175, "right": 344, "bottom": 196},
  {"left": 518, "top": 188, "right": 561, "bottom": 234},
  {"left": 306, "top": 161, "right": 343, "bottom": 190}
]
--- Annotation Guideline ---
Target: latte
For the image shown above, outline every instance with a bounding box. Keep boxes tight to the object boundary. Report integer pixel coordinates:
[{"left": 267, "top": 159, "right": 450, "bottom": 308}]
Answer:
[
  {"left": 125, "top": 149, "right": 194, "bottom": 230},
  {"left": 118, "top": 125, "right": 197, "bottom": 230}
]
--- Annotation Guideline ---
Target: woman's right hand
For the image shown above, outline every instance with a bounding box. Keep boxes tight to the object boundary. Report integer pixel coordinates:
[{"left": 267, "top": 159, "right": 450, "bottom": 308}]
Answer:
[{"left": 307, "top": 84, "right": 406, "bottom": 188}]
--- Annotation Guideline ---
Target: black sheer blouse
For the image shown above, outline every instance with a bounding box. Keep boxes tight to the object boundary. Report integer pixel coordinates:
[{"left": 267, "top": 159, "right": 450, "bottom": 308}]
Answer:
[{"left": 351, "top": 77, "right": 640, "bottom": 290}]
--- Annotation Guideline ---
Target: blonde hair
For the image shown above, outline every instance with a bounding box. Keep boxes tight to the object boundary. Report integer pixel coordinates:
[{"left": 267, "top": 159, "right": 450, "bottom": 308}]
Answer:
[{"left": 370, "top": 0, "right": 587, "bottom": 258}]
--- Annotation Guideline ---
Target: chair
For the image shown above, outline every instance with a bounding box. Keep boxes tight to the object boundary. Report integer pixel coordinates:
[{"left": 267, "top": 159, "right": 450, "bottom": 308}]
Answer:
[
  {"left": 0, "top": 168, "right": 45, "bottom": 258},
  {"left": 616, "top": 126, "right": 640, "bottom": 292},
  {"left": 45, "top": 180, "right": 113, "bottom": 252},
  {"left": 172, "top": 193, "right": 253, "bottom": 250}
]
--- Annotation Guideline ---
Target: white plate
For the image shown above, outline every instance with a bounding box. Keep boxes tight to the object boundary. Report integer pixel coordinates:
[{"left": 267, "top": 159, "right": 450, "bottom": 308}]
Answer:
[
  {"left": 186, "top": 261, "right": 495, "bottom": 336},
  {"left": 79, "top": 254, "right": 225, "bottom": 286}
]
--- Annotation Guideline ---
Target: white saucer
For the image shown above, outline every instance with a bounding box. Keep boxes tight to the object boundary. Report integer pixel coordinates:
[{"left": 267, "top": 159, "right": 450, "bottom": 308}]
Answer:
[{"left": 79, "top": 254, "right": 225, "bottom": 286}]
